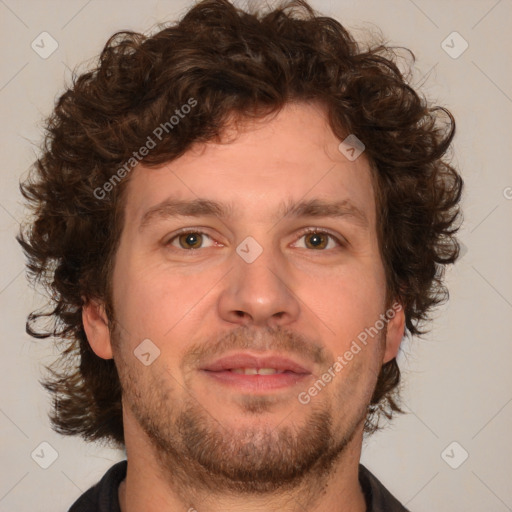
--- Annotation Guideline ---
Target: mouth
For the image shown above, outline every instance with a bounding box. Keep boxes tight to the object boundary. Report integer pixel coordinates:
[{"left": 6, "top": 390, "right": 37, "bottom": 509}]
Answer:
[{"left": 199, "top": 353, "right": 312, "bottom": 392}]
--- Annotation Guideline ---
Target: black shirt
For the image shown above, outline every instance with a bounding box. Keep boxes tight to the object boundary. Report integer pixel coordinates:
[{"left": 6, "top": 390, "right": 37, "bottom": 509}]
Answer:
[{"left": 68, "top": 460, "right": 410, "bottom": 511}]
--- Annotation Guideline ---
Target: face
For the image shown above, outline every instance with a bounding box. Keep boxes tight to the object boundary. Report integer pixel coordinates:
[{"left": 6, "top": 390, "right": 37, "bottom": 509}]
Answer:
[{"left": 85, "top": 101, "right": 404, "bottom": 495}]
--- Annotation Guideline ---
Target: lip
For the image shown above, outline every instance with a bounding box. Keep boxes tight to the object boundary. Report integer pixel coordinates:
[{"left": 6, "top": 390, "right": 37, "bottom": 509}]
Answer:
[
  {"left": 199, "top": 352, "right": 313, "bottom": 392},
  {"left": 199, "top": 352, "right": 312, "bottom": 374}
]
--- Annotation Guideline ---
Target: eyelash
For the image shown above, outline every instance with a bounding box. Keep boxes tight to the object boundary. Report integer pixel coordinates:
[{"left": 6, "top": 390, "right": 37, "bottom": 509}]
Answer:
[{"left": 164, "top": 227, "right": 345, "bottom": 252}]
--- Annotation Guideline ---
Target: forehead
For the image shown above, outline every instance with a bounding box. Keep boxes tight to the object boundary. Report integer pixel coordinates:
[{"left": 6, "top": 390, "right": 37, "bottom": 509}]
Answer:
[{"left": 122, "top": 102, "right": 376, "bottom": 229}]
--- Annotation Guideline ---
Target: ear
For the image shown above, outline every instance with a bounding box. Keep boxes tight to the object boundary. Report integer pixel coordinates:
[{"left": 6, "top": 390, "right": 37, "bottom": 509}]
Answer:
[
  {"left": 383, "top": 301, "right": 406, "bottom": 364},
  {"left": 82, "top": 299, "right": 113, "bottom": 359}
]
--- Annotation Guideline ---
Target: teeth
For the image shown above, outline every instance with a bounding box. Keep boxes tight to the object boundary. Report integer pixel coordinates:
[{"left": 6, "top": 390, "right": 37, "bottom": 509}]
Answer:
[
  {"left": 230, "top": 368, "right": 285, "bottom": 375},
  {"left": 258, "top": 368, "right": 280, "bottom": 375}
]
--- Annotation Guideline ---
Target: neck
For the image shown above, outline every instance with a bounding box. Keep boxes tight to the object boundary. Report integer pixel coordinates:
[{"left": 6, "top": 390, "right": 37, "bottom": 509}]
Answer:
[{"left": 118, "top": 415, "right": 367, "bottom": 512}]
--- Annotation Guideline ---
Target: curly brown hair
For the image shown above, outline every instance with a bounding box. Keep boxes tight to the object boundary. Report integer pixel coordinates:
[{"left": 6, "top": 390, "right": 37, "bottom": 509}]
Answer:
[{"left": 17, "top": 0, "right": 463, "bottom": 447}]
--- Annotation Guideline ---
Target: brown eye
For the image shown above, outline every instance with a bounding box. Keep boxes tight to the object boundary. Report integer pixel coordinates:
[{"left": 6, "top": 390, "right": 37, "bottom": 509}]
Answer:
[
  {"left": 166, "top": 231, "right": 215, "bottom": 251},
  {"left": 294, "top": 229, "right": 343, "bottom": 250},
  {"left": 177, "top": 232, "right": 203, "bottom": 249},
  {"left": 304, "top": 232, "right": 328, "bottom": 250}
]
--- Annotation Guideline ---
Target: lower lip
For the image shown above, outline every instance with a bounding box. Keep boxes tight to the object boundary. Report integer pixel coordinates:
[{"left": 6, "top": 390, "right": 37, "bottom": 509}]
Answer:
[{"left": 201, "top": 370, "right": 310, "bottom": 391}]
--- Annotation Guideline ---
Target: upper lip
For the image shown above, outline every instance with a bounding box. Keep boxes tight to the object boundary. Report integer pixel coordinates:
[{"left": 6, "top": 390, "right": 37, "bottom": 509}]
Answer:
[{"left": 200, "top": 352, "right": 312, "bottom": 374}]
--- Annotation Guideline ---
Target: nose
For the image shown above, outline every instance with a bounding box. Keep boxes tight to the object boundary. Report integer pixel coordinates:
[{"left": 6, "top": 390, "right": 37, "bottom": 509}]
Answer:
[{"left": 216, "top": 237, "right": 301, "bottom": 328}]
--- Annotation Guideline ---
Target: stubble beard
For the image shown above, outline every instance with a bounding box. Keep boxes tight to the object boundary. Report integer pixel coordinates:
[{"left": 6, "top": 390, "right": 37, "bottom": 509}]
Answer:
[{"left": 112, "top": 324, "right": 380, "bottom": 500}]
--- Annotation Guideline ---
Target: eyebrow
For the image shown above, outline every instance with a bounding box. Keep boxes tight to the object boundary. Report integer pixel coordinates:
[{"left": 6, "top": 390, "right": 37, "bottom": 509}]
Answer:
[
  {"left": 279, "top": 198, "right": 368, "bottom": 228},
  {"left": 139, "top": 197, "right": 369, "bottom": 231}
]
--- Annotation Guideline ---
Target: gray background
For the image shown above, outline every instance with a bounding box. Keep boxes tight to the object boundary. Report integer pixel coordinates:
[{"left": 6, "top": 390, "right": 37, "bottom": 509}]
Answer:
[{"left": 1, "top": 0, "right": 511, "bottom": 510}]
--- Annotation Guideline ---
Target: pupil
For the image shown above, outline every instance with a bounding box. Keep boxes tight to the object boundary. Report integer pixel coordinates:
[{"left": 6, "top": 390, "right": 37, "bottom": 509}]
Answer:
[
  {"left": 309, "top": 233, "right": 324, "bottom": 248},
  {"left": 184, "top": 233, "right": 200, "bottom": 248}
]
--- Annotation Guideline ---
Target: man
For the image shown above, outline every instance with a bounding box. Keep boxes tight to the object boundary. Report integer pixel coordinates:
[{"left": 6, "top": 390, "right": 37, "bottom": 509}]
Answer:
[{"left": 18, "top": 0, "right": 463, "bottom": 510}]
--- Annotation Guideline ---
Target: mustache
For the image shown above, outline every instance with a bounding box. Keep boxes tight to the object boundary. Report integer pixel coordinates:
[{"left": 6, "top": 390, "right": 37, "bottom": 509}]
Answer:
[{"left": 181, "top": 325, "right": 330, "bottom": 371}]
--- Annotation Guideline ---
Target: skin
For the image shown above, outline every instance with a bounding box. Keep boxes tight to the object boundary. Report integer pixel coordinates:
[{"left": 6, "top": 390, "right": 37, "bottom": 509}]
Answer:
[{"left": 83, "top": 101, "right": 405, "bottom": 512}]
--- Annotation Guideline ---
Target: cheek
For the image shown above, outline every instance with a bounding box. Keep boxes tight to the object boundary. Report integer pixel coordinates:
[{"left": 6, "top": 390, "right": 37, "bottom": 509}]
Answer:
[
  {"left": 111, "top": 254, "right": 216, "bottom": 344},
  {"left": 111, "top": 249, "right": 167, "bottom": 343},
  {"left": 303, "top": 264, "right": 386, "bottom": 350}
]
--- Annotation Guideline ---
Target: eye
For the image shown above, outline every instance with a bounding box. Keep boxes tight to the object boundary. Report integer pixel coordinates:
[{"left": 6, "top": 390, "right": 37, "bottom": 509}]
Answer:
[
  {"left": 164, "top": 228, "right": 345, "bottom": 253},
  {"left": 293, "top": 229, "right": 344, "bottom": 250},
  {"left": 166, "top": 230, "right": 216, "bottom": 250}
]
